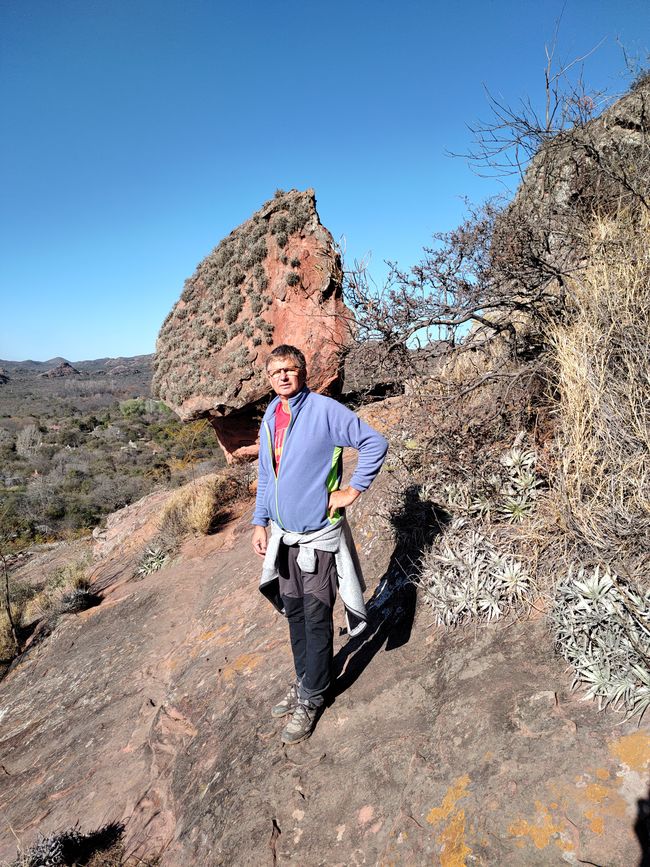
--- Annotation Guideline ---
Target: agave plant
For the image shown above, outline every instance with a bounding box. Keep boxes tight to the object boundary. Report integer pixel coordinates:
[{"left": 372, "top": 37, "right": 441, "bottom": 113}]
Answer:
[
  {"left": 136, "top": 546, "right": 170, "bottom": 576},
  {"left": 442, "top": 482, "right": 473, "bottom": 513},
  {"left": 418, "top": 519, "right": 532, "bottom": 627},
  {"left": 551, "top": 564, "right": 650, "bottom": 718},
  {"left": 498, "top": 495, "right": 535, "bottom": 523},
  {"left": 492, "top": 558, "right": 531, "bottom": 597},
  {"left": 436, "top": 434, "right": 543, "bottom": 525},
  {"left": 510, "top": 470, "right": 543, "bottom": 497},
  {"left": 500, "top": 432, "right": 536, "bottom": 474}
]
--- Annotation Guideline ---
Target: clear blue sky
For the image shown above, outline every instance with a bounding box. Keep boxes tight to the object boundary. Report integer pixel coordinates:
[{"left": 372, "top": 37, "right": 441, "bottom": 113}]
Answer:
[{"left": 1, "top": 0, "right": 648, "bottom": 362}]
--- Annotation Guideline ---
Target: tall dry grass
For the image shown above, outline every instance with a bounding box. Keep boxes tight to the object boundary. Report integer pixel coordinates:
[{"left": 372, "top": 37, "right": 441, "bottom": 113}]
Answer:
[
  {"left": 159, "top": 470, "right": 243, "bottom": 541},
  {"left": 548, "top": 210, "right": 650, "bottom": 578}
]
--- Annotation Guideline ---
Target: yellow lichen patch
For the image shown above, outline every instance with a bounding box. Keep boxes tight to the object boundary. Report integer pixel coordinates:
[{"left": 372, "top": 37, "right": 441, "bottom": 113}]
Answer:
[
  {"left": 220, "top": 652, "right": 264, "bottom": 683},
  {"left": 547, "top": 774, "right": 628, "bottom": 840},
  {"left": 582, "top": 780, "right": 628, "bottom": 818},
  {"left": 584, "top": 782, "right": 610, "bottom": 802},
  {"left": 427, "top": 775, "right": 471, "bottom": 825},
  {"left": 584, "top": 809, "right": 604, "bottom": 834},
  {"left": 437, "top": 808, "right": 472, "bottom": 867},
  {"left": 582, "top": 781, "right": 627, "bottom": 818},
  {"left": 609, "top": 731, "right": 650, "bottom": 773},
  {"left": 508, "top": 801, "right": 573, "bottom": 851}
]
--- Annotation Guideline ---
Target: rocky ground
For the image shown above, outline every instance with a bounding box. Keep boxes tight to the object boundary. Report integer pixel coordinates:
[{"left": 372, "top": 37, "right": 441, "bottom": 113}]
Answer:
[{"left": 1, "top": 432, "right": 648, "bottom": 866}]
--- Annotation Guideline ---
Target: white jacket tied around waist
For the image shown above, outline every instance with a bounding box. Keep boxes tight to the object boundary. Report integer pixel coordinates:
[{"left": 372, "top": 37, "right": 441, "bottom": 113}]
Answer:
[{"left": 259, "top": 518, "right": 368, "bottom": 637}]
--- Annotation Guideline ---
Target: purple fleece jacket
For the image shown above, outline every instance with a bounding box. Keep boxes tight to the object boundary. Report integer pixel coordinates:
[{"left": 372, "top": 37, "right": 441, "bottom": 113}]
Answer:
[{"left": 252, "top": 387, "right": 388, "bottom": 533}]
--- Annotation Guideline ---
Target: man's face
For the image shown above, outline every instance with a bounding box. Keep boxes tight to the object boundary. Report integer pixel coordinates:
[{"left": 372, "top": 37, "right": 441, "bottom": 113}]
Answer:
[{"left": 267, "top": 356, "right": 306, "bottom": 399}]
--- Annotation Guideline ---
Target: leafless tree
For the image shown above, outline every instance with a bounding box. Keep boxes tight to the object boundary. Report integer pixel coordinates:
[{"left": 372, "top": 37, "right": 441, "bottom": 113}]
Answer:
[{"left": 342, "top": 39, "right": 650, "bottom": 403}]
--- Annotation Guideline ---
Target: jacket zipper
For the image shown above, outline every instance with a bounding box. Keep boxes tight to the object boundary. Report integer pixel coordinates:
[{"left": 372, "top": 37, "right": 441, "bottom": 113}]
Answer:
[{"left": 264, "top": 400, "right": 294, "bottom": 530}]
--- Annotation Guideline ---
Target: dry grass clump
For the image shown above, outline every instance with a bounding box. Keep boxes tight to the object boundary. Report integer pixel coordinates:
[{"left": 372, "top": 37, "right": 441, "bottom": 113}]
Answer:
[
  {"left": 548, "top": 210, "right": 650, "bottom": 580},
  {"left": 134, "top": 468, "right": 250, "bottom": 577},
  {"left": 1, "top": 556, "right": 97, "bottom": 666},
  {"left": 0, "top": 607, "right": 20, "bottom": 662},
  {"left": 160, "top": 471, "right": 241, "bottom": 537},
  {"left": 21, "top": 557, "right": 94, "bottom": 624}
]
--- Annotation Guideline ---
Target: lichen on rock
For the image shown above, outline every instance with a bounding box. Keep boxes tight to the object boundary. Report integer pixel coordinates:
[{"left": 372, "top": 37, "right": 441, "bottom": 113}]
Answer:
[{"left": 153, "top": 188, "right": 351, "bottom": 460}]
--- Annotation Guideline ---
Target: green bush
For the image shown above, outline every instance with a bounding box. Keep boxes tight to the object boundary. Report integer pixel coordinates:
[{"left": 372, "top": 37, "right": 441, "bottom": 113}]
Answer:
[{"left": 119, "top": 398, "right": 147, "bottom": 417}]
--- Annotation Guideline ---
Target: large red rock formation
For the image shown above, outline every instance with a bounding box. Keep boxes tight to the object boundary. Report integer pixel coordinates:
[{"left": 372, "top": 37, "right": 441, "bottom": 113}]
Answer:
[{"left": 153, "top": 189, "right": 352, "bottom": 460}]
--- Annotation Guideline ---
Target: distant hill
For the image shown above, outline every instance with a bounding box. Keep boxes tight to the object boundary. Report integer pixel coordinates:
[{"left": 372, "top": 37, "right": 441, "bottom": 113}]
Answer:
[
  {"left": 0, "top": 354, "right": 155, "bottom": 420},
  {"left": 0, "top": 354, "right": 154, "bottom": 375}
]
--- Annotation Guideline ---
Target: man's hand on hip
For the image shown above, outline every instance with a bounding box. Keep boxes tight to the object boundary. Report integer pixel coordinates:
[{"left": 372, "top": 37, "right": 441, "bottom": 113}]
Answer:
[
  {"left": 328, "top": 486, "right": 361, "bottom": 518},
  {"left": 252, "top": 525, "right": 268, "bottom": 558}
]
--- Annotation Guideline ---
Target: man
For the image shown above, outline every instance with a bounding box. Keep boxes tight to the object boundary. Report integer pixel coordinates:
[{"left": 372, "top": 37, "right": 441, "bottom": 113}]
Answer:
[{"left": 252, "top": 344, "right": 388, "bottom": 744}]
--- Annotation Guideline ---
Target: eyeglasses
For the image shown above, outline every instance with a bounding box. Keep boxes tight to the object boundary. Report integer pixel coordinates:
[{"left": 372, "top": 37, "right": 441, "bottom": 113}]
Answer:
[{"left": 267, "top": 367, "right": 301, "bottom": 380}]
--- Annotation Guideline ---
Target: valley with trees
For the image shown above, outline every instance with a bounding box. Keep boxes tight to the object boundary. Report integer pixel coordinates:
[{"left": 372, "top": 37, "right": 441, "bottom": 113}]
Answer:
[{"left": 0, "top": 357, "right": 221, "bottom": 549}]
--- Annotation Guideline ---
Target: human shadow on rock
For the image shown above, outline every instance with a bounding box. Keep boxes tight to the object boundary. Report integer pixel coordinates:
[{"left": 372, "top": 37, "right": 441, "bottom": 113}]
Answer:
[
  {"left": 636, "top": 787, "right": 650, "bottom": 867},
  {"left": 332, "top": 485, "right": 449, "bottom": 700}
]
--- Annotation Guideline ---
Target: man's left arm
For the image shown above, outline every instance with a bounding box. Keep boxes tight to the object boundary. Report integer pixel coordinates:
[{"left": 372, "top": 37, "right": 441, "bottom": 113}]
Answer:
[{"left": 326, "top": 403, "right": 388, "bottom": 516}]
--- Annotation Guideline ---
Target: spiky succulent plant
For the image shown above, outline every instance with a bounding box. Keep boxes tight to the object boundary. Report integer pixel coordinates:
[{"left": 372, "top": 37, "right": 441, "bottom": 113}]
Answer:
[
  {"left": 12, "top": 828, "right": 83, "bottom": 867},
  {"left": 416, "top": 434, "right": 543, "bottom": 626},
  {"left": 551, "top": 565, "right": 650, "bottom": 718},
  {"left": 136, "top": 546, "right": 170, "bottom": 576},
  {"left": 497, "top": 438, "right": 543, "bottom": 522},
  {"left": 437, "top": 434, "right": 543, "bottom": 525},
  {"left": 12, "top": 822, "right": 125, "bottom": 867},
  {"left": 418, "top": 518, "right": 532, "bottom": 626}
]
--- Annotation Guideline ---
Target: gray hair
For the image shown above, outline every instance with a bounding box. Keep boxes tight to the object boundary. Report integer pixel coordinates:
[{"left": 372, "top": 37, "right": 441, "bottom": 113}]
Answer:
[{"left": 265, "top": 344, "right": 307, "bottom": 372}]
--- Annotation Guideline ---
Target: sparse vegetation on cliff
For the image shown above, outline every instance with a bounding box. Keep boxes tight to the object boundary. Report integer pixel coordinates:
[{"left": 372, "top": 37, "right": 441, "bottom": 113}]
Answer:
[
  {"left": 133, "top": 465, "right": 252, "bottom": 578},
  {"left": 153, "top": 189, "right": 316, "bottom": 409},
  {"left": 546, "top": 210, "right": 650, "bottom": 572}
]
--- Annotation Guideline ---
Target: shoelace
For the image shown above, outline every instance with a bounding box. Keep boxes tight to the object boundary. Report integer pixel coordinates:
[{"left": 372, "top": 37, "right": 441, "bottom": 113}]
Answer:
[{"left": 293, "top": 704, "right": 314, "bottom": 723}]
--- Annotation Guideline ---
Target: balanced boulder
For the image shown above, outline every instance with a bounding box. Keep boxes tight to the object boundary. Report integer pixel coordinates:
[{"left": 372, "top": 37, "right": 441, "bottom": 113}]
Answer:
[{"left": 153, "top": 189, "right": 351, "bottom": 460}]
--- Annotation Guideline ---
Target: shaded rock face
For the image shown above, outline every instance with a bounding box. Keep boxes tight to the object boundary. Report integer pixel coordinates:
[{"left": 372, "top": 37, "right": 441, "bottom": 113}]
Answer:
[
  {"left": 493, "top": 78, "right": 650, "bottom": 284},
  {"left": 153, "top": 189, "right": 351, "bottom": 461},
  {"left": 341, "top": 342, "right": 407, "bottom": 407},
  {"left": 39, "top": 361, "right": 81, "bottom": 378}
]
